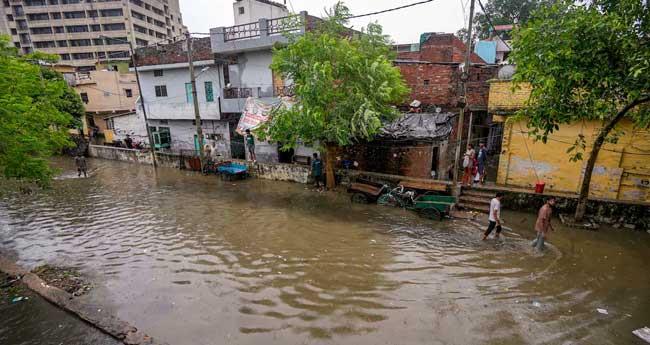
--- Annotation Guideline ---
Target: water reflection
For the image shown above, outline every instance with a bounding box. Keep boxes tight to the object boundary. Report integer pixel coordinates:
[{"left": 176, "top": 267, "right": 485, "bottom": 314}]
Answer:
[{"left": 0, "top": 158, "right": 649, "bottom": 345}]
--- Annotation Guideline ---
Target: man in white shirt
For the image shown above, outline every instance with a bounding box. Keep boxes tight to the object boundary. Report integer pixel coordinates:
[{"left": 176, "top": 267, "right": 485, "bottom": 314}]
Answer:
[{"left": 482, "top": 192, "right": 504, "bottom": 240}]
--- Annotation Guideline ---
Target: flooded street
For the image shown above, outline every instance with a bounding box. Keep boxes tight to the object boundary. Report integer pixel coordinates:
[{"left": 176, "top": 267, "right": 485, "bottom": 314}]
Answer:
[{"left": 1, "top": 159, "right": 649, "bottom": 345}]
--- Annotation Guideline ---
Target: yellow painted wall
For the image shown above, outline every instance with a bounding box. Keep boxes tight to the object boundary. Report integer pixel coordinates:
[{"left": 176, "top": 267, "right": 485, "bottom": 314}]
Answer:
[
  {"left": 488, "top": 80, "right": 532, "bottom": 112},
  {"left": 490, "top": 80, "right": 650, "bottom": 203}
]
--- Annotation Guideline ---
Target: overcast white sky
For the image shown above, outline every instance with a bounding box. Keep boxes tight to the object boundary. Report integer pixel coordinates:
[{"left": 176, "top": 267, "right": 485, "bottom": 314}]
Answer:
[{"left": 179, "top": 0, "right": 469, "bottom": 44}]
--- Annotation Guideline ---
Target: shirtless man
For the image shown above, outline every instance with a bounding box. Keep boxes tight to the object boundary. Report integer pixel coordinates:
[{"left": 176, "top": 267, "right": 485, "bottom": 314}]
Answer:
[{"left": 532, "top": 197, "right": 557, "bottom": 250}]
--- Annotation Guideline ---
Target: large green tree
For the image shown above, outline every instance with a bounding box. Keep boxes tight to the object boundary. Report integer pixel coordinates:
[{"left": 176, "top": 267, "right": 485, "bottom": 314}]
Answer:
[
  {"left": 259, "top": 2, "right": 408, "bottom": 188},
  {"left": 457, "top": 0, "right": 547, "bottom": 43},
  {"left": 510, "top": 0, "right": 649, "bottom": 220},
  {"left": 0, "top": 36, "right": 77, "bottom": 185},
  {"left": 40, "top": 67, "right": 85, "bottom": 129}
]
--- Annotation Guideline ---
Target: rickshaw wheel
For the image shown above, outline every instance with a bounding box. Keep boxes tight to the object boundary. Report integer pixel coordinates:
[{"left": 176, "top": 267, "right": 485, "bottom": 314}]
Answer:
[
  {"left": 419, "top": 208, "right": 442, "bottom": 220},
  {"left": 377, "top": 194, "right": 391, "bottom": 206},
  {"left": 351, "top": 193, "right": 369, "bottom": 204}
]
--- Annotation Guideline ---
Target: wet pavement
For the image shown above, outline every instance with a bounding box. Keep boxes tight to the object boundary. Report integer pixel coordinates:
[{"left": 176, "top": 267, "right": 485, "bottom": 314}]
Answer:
[
  {"left": 0, "top": 273, "right": 119, "bottom": 345},
  {"left": 1, "top": 158, "right": 649, "bottom": 345}
]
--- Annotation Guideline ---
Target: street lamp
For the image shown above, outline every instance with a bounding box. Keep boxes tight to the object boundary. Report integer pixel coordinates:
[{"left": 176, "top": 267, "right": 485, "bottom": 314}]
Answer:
[
  {"left": 100, "top": 35, "right": 157, "bottom": 168},
  {"left": 197, "top": 66, "right": 211, "bottom": 77}
]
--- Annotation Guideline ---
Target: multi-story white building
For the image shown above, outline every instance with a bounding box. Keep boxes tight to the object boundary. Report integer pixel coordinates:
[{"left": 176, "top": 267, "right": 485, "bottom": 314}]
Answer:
[
  {"left": 0, "top": 0, "right": 187, "bottom": 71},
  {"left": 131, "top": 0, "right": 317, "bottom": 163}
]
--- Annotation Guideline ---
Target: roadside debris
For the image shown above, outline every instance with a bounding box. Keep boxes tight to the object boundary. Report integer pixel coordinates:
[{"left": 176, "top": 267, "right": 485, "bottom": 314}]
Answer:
[
  {"left": 633, "top": 327, "right": 650, "bottom": 343},
  {"left": 1, "top": 272, "right": 26, "bottom": 305},
  {"left": 11, "top": 296, "right": 28, "bottom": 303},
  {"left": 559, "top": 214, "right": 599, "bottom": 230},
  {"left": 31, "top": 265, "right": 92, "bottom": 297}
]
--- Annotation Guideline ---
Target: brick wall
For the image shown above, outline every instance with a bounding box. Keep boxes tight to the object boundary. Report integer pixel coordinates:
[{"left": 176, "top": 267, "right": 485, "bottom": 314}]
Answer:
[
  {"left": 397, "top": 33, "right": 486, "bottom": 64},
  {"left": 394, "top": 33, "right": 497, "bottom": 109},
  {"left": 396, "top": 62, "right": 496, "bottom": 109},
  {"left": 466, "top": 66, "right": 498, "bottom": 109},
  {"left": 487, "top": 80, "right": 532, "bottom": 112},
  {"left": 134, "top": 37, "right": 213, "bottom": 67},
  {"left": 397, "top": 62, "right": 459, "bottom": 108}
]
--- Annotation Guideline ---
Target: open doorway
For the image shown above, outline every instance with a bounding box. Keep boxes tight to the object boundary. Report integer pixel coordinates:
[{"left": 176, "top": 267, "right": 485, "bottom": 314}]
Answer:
[
  {"left": 222, "top": 113, "right": 245, "bottom": 159},
  {"left": 277, "top": 143, "right": 295, "bottom": 164},
  {"left": 431, "top": 146, "right": 439, "bottom": 179}
]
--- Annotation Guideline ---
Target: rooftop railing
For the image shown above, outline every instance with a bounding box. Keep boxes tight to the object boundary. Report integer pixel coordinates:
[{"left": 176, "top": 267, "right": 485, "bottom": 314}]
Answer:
[{"left": 221, "top": 13, "right": 313, "bottom": 43}]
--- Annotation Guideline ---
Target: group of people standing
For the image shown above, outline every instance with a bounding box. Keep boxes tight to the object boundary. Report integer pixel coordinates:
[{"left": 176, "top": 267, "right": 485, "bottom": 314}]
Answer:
[
  {"left": 482, "top": 192, "right": 557, "bottom": 251},
  {"left": 462, "top": 142, "right": 488, "bottom": 186}
]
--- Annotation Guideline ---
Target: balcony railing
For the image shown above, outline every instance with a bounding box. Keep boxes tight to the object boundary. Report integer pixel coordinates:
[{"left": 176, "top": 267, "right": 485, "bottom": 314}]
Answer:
[
  {"left": 224, "top": 22, "right": 260, "bottom": 42},
  {"left": 223, "top": 86, "right": 294, "bottom": 99},
  {"left": 222, "top": 14, "right": 306, "bottom": 43},
  {"left": 223, "top": 87, "right": 254, "bottom": 99},
  {"left": 267, "top": 16, "right": 303, "bottom": 36}
]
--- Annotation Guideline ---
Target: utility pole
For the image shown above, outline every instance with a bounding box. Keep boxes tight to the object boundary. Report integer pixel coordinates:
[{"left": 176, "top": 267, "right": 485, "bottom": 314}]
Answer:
[
  {"left": 452, "top": 0, "right": 476, "bottom": 185},
  {"left": 186, "top": 32, "right": 205, "bottom": 171},
  {"left": 102, "top": 35, "right": 157, "bottom": 167}
]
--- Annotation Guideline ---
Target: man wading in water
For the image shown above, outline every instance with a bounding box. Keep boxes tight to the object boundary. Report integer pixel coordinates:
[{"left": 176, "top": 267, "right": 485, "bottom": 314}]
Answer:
[
  {"left": 482, "top": 192, "right": 503, "bottom": 240},
  {"left": 532, "top": 197, "right": 556, "bottom": 251},
  {"left": 75, "top": 154, "right": 88, "bottom": 177}
]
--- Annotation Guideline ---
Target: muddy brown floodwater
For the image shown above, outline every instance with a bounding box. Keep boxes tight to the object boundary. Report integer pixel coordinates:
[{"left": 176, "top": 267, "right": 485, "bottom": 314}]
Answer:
[{"left": 1, "top": 158, "right": 649, "bottom": 345}]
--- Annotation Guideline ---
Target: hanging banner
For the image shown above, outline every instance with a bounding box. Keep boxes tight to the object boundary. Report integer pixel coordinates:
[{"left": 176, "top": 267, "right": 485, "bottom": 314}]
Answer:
[{"left": 236, "top": 97, "right": 294, "bottom": 135}]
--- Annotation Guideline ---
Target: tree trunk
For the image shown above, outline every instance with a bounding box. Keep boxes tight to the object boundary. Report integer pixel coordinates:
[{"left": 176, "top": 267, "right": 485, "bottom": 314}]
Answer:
[
  {"left": 325, "top": 143, "right": 336, "bottom": 190},
  {"left": 575, "top": 96, "right": 650, "bottom": 221}
]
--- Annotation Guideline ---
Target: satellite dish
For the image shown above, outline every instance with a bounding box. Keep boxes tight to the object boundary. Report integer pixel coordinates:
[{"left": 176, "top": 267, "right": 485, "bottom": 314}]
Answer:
[{"left": 435, "top": 107, "right": 442, "bottom": 113}]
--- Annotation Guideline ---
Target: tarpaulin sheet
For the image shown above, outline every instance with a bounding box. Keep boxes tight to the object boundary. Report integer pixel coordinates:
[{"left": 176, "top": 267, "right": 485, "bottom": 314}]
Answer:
[{"left": 379, "top": 112, "right": 454, "bottom": 141}]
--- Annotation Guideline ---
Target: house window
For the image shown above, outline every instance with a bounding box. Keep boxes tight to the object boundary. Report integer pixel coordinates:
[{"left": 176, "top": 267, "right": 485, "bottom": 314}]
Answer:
[
  {"left": 151, "top": 126, "right": 171, "bottom": 149},
  {"left": 153, "top": 69, "right": 163, "bottom": 77},
  {"left": 238, "top": 6, "right": 244, "bottom": 14},
  {"left": 105, "top": 118, "right": 114, "bottom": 130},
  {"left": 204, "top": 81, "right": 214, "bottom": 102},
  {"left": 423, "top": 79, "right": 430, "bottom": 85},
  {"left": 185, "top": 82, "right": 193, "bottom": 103},
  {"left": 125, "top": 89, "right": 133, "bottom": 98},
  {"left": 80, "top": 92, "right": 89, "bottom": 104},
  {"left": 154, "top": 85, "right": 167, "bottom": 97}
]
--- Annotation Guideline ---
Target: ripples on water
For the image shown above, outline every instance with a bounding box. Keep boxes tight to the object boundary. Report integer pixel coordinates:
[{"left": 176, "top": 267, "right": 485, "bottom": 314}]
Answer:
[{"left": 1, "top": 159, "right": 649, "bottom": 345}]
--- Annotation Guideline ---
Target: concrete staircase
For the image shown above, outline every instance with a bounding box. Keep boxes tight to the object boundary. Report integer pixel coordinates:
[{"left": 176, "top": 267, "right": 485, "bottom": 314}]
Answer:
[{"left": 457, "top": 188, "right": 493, "bottom": 213}]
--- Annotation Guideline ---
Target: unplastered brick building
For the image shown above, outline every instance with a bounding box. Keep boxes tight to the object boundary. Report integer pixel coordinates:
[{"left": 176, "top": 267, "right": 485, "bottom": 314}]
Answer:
[{"left": 393, "top": 33, "right": 501, "bottom": 181}]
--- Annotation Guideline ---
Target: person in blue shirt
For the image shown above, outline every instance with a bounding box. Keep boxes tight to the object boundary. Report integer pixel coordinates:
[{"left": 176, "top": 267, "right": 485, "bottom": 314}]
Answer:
[{"left": 311, "top": 152, "right": 323, "bottom": 190}]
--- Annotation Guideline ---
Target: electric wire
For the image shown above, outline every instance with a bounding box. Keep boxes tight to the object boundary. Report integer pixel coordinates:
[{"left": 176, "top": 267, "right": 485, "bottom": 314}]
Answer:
[{"left": 476, "top": 0, "right": 512, "bottom": 50}]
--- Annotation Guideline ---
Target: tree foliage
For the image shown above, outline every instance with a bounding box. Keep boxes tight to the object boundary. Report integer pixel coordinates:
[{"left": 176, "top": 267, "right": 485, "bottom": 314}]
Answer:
[
  {"left": 457, "top": 0, "right": 547, "bottom": 42},
  {"left": 258, "top": 2, "right": 409, "bottom": 148},
  {"left": 511, "top": 0, "right": 649, "bottom": 146},
  {"left": 0, "top": 35, "right": 76, "bottom": 184},
  {"left": 510, "top": 0, "right": 649, "bottom": 219},
  {"left": 40, "top": 67, "right": 85, "bottom": 129}
]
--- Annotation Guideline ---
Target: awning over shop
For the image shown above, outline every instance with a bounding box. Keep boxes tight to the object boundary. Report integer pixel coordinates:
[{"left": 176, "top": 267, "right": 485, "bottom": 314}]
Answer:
[{"left": 379, "top": 112, "right": 455, "bottom": 141}]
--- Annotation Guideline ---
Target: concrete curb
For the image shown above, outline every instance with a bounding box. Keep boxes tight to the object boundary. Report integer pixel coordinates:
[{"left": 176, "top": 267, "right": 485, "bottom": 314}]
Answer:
[{"left": 0, "top": 255, "right": 167, "bottom": 345}]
